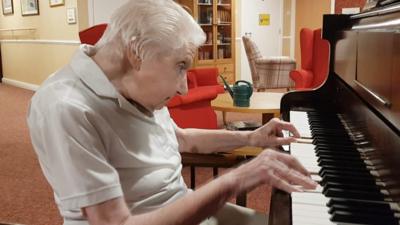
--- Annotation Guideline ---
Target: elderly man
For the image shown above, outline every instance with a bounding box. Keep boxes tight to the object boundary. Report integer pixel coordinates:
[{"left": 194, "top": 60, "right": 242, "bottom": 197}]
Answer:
[{"left": 27, "top": 0, "right": 316, "bottom": 224}]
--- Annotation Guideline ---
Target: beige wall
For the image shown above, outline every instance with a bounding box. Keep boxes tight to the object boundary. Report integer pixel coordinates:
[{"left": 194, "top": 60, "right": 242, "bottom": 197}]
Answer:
[
  {"left": 295, "top": 0, "right": 331, "bottom": 68},
  {"left": 2, "top": 42, "right": 78, "bottom": 85},
  {"left": 0, "top": 0, "right": 88, "bottom": 86}
]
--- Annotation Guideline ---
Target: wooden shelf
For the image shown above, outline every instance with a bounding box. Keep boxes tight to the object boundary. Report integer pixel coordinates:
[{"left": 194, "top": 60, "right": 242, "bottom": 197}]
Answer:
[{"left": 187, "top": 0, "right": 235, "bottom": 84}]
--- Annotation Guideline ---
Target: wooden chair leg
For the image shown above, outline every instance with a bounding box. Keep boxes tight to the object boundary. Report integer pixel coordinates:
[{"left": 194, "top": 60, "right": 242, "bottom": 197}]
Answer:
[
  {"left": 222, "top": 111, "right": 227, "bottom": 126},
  {"left": 190, "top": 166, "right": 196, "bottom": 189},
  {"left": 236, "top": 193, "right": 247, "bottom": 207},
  {"left": 213, "top": 167, "right": 218, "bottom": 178}
]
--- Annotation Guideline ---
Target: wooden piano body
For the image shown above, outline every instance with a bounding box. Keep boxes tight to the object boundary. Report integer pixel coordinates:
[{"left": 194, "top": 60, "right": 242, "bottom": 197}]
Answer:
[{"left": 269, "top": 3, "right": 400, "bottom": 225}]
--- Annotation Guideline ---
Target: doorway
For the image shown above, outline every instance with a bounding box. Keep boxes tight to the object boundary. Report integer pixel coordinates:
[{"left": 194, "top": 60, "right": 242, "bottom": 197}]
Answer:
[{"left": 239, "top": 0, "right": 283, "bottom": 82}]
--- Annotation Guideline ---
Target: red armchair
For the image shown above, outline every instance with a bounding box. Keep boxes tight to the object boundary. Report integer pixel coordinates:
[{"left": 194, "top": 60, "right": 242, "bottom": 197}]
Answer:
[
  {"left": 167, "top": 67, "right": 224, "bottom": 129},
  {"left": 290, "top": 28, "right": 330, "bottom": 90},
  {"left": 79, "top": 24, "right": 107, "bottom": 45}
]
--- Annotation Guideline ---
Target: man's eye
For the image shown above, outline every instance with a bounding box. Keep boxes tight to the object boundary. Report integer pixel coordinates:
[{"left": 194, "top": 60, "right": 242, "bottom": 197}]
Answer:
[{"left": 178, "top": 64, "right": 187, "bottom": 73}]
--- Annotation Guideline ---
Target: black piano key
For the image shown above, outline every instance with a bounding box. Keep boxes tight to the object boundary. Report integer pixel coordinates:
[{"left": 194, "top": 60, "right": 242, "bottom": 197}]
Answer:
[
  {"left": 315, "top": 143, "right": 354, "bottom": 149},
  {"left": 327, "top": 198, "right": 393, "bottom": 211},
  {"left": 312, "top": 137, "right": 354, "bottom": 145},
  {"left": 324, "top": 182, "right": 381, "bottom": 193},
  {"left": 316, "top": 149, "right": 361, "bottom": 157},
  {"left": 320, "top": 171, "right": 373, "bottom": 181},
  {"left": 316, "top": 146, "right": 357, "bottom": 152},
  {"left": 315, "top": 143, "right": 357, "bottom": 150},
  {"left": 317, "top": 154, "right": 364, "bottom": 162},
  {"left": 328, "top": 203, "right": 395, "bottom": 216},
  {"left": 319, "top": 169, "right": 372, "bottom": 179},
  {"left": 319, "top": 163, "right": 368, "bottom": 172},
  {"left": 317, "top": 156, "right": 364, "bottom": 163},
  {"left": 323, "top": 187, "right": 385, "bottom": 201},
  {"left": 318, "top": 158, "right": 366, "bottom": 168},
  {"left": 320, "top": 174, "right": 376, "bottom": 186},
  {"left": 330, "top": 210, "right": 399, "bottom": 225}
]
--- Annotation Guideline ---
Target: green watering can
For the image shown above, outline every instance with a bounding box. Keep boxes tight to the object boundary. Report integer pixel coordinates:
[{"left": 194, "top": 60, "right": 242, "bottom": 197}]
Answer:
[{"left": 220, "top": 76, "right": 253, "bottom": 107}]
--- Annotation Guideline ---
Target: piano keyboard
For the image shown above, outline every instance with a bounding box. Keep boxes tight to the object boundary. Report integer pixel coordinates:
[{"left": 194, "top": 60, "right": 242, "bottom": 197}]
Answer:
[{"left": 288, "top": 110, "right": 400, "bottom": 225}]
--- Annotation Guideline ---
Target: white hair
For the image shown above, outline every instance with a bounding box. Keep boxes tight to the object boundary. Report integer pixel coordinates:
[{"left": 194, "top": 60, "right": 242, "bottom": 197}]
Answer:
[{"left": 95, "top": 0, "right": 206, "bottom": 61}]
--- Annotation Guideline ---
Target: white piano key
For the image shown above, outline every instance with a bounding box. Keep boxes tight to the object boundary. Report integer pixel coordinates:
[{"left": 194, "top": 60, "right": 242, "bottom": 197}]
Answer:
[
  {"left": 292, "top": 204, "right": 332, "bottom": 223},
  {"left": 293, "top": 217, "right": 335, "bottom": 225},
  {"left": 291, "top": 193, "right": 332, "bottom": 225},
  {"left": 293, "top": 203, "right": 328, "bottom": 214},
  {"left": 290, "top": 111, "right": 312, "bottom": 139},
  {"left": 291, "top": 142, "right": 316, "bottom": 151},
  {"left": 292, "top": 192, "right": 329, "bottom": 206},
  {"left": 291, "top": 143, "right": 320, "bottom": 174}
]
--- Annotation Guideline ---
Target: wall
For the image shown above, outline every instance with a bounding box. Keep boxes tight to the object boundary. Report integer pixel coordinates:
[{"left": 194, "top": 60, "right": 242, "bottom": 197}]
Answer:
[
  {"left": 295, "top": 0, "right": 331, "bottom": 68},
  {"left": 87, "top": 0, "right": 128, "bottom": 26},
  {"left": 335, "top": 0, "right": 366, "bottom": 14},
  {"left": 0, "top": 0, "right": 88, "bottom": 88}
]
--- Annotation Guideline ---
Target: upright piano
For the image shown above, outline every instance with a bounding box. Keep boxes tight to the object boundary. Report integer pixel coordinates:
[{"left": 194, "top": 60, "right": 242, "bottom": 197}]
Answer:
[{"left": 269, "top": 3, "right": 400, "bottom": 225}]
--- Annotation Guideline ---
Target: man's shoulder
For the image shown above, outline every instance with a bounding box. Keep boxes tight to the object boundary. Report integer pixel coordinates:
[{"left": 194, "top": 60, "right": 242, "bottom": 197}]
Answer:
[{"left": 31, "top": 66, "right": 96, "bottom": 114}]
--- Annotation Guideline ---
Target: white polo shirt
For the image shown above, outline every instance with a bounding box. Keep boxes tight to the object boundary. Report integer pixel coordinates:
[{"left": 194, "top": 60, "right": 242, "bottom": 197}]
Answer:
[{"left": 27, "top": 45, "right": 188, "bottom": 224}]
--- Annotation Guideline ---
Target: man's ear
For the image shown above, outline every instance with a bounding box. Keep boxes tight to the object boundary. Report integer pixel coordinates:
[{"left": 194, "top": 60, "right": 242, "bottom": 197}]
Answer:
[{"left": 126, "top": 38, "right": 142, "bottom": 71}]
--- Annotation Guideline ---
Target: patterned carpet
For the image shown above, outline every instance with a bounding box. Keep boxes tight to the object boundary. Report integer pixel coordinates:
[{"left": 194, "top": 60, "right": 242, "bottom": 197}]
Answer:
[{"left": 0, "top": 83, "right": 275, "bottom": 225}]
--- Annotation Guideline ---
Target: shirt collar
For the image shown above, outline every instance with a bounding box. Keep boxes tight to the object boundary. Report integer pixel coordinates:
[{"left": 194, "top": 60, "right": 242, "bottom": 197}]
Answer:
[
  {"left": 70, "top": 45, "right": 156, "bottom": 121},
  {"left": 70, "top": 44, "right": 118, "bottom": 99}
]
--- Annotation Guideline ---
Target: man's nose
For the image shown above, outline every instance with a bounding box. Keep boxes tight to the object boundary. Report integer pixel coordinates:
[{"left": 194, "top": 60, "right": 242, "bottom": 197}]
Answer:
[{"left": 176, "top": 74, "right": 188, "bottom": 96}]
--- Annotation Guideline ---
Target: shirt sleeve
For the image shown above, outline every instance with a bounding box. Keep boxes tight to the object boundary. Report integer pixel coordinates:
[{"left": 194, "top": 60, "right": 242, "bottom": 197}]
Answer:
[{"left": 28, "top": 98, "right": 123, "bottom": 211}]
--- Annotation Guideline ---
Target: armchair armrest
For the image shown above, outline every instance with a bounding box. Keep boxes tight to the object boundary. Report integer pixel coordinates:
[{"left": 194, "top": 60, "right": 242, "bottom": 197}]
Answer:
[
  {"left": 289, "top": 69, "right": 314, "bottom": 89},
  {"left": 167, "top": 86, "right": 218, "bottom": 108},
  {"left": 254, "top": 56, "right": 295, "bottom": 65}
]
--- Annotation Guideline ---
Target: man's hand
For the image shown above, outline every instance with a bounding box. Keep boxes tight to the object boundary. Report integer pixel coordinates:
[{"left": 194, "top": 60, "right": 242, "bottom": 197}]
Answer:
[
  {"left": 248, "top": 118, "right": 300, "bottom": 147},
  {"left": 229, "top": 149, "right": 317, "bottom": 194}
]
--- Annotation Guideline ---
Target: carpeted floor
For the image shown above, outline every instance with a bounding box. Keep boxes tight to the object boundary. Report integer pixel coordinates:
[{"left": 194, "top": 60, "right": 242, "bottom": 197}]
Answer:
[{"left": 0, "top": 83, "right": 275, "bottom": 225}]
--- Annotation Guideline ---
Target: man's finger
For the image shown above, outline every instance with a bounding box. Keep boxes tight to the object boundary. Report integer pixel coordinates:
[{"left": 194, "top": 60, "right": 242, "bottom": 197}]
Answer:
[
  {"left": 273, "top": 136, "right": 297, "bottom": 146},
  {"left": 269, "top": 172, "right": 302, "bottom": 193},
  {"left": 276, "top": 121, "right": 301, "bottom": 138},
  {"left": 279, "top": 168, "right": 318, "bottom": 190},
  {"left": 275, "top": 153, "right": 310, "bottom": 176}
]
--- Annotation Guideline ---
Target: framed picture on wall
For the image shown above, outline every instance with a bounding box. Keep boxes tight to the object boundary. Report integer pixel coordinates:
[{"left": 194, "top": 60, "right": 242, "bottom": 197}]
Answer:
[
  {"left": 2, "top": 0, "right": 14, "bottom": 15},
  {"left": 21, "top": 0, "right": 39, "bottom": 16},
  {"left": 49, "top": 0, "right": 63, "bottom": 7}
]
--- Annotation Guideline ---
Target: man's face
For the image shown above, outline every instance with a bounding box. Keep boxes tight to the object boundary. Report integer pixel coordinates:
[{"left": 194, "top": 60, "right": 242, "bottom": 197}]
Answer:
[{"left": 128, "top": 47, "right": 194, "bottom": 112}]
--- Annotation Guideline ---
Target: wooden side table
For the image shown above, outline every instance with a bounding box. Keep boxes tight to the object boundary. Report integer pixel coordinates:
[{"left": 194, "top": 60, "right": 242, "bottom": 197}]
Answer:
[{"left": 211, "top": 92, "right": 284, "bottom": 125}]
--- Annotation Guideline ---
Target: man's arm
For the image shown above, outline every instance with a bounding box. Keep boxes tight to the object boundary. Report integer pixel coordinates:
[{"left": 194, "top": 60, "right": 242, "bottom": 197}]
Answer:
[
  {"left": 83, "top": 171, "right": 234, "bottom": 225},
  {"left": 83, "top": 150, "right": 317, "bottom": 225},
  {"left": 176, "top": 118, "right": 300, "bottom": 154}
]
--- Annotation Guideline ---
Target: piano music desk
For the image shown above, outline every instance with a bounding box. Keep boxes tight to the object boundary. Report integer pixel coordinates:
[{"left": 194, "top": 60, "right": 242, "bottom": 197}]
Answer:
[{"left": 211, "top": 92, "right": 284, "bottom": 125}]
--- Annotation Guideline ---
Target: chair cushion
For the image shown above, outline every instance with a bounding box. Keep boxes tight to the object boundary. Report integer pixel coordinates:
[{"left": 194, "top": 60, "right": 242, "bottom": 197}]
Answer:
[{"left": 167, "top": 86, "right": 218, "bottom": 108}]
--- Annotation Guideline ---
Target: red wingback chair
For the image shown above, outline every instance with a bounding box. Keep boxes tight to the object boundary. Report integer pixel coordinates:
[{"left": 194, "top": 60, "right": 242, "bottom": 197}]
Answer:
[
  {"left": 290, "top": 28, "right": 330, "bottom": 90},
  {"left": 167, "top": 67, "right": 224, "bottom": 129},
  {"left": 78, "top": 24, "right": 224, "bottom": 129},
  {"left": 79, "top": 24, "right": 108, "bottom": 45}
]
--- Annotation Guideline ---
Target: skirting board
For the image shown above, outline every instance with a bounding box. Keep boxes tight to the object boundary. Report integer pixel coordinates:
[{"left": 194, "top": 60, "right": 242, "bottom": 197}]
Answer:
[{"left": 1, "top": 78, "right": 39, "bottom": 91}]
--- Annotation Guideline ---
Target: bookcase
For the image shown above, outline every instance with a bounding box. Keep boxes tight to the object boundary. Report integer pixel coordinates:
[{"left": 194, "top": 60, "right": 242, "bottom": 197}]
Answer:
[{"left": 178, "top": 0, "right": 236, "bottom": 84}]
